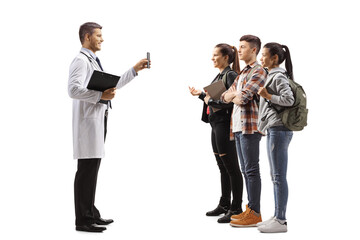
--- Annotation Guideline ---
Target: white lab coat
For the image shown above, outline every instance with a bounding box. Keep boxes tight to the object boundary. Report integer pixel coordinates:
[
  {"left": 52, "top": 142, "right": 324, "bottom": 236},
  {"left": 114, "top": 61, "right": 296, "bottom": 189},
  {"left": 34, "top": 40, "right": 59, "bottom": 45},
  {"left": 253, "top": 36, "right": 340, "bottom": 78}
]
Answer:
[{"left": 68, "top": 50, "right": 136, "bottom": 159}]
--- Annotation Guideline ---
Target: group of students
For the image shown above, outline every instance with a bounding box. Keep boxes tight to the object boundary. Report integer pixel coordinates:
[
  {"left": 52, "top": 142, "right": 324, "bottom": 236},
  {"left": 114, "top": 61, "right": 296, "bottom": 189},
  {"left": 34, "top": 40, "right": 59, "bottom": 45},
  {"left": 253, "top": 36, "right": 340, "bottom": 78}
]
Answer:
[{"left": 189, "top": 34, "right": 295, "bottom": 233}]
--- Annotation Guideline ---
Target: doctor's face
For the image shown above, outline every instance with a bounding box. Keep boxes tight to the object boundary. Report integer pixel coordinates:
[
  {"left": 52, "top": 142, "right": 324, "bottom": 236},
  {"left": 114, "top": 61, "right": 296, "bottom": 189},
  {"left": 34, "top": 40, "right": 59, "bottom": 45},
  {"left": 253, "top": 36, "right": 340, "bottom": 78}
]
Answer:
[{"left": 87, "top": 28, "right": 104, "bottom": 53}]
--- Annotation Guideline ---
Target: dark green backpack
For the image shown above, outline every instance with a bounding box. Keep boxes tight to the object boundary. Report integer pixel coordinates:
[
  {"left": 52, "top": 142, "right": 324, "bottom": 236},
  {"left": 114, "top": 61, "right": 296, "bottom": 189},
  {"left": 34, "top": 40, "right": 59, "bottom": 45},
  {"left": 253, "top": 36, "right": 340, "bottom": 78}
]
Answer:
[{"left": 266, "top": 72, "right": 308, "bottom": 131}]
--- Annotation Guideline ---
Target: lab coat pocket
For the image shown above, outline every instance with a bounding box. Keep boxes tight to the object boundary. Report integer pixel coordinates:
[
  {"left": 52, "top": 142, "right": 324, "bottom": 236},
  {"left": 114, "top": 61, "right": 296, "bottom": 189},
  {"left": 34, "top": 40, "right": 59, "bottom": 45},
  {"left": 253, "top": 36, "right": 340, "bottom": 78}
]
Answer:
[{"left": 82, "top": 103, "right": 102, "bottom": 119}]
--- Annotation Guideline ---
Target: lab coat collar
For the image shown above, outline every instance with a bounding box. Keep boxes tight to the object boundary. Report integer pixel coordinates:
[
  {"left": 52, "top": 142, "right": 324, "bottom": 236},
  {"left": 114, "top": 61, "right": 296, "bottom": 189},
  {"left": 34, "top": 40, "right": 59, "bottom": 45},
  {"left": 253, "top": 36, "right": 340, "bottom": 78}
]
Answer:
[
  {"left": 80, "top": 47, "right": 97, "bottom": 60},
  {"left": 80, "top": 48, "right": 103, "bottom": 71}
]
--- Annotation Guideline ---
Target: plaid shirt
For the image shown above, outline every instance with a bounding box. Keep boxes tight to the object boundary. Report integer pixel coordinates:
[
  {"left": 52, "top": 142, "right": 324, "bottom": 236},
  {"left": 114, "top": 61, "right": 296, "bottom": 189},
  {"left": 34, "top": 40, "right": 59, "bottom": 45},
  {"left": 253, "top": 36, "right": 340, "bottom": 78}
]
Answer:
[{"left": 222, "top": 61, "right": 267, "bottom": 134}]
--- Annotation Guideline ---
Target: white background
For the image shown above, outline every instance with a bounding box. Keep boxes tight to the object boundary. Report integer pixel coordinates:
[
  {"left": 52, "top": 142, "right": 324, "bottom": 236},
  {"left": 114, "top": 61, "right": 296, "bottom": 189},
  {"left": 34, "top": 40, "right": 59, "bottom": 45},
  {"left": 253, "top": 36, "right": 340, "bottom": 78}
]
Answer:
[{"left": 1, "top": 0, "right": 359, "bottom": 239}]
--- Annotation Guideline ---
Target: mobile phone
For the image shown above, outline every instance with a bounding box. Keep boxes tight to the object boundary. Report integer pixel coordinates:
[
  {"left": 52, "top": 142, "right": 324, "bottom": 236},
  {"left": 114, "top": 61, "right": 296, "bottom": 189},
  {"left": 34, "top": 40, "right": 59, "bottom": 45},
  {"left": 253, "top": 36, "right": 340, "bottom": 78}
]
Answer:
[{"left": 147, "top": 52, "right": 150, "bottom": 68}]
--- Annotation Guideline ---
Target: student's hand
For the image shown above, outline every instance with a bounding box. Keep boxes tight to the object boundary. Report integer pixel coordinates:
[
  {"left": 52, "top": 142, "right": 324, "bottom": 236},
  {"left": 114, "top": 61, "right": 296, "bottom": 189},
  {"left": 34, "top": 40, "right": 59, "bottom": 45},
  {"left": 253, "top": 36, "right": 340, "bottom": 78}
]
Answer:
[
  {"left": 204, "top": 91, "right": 211, "bottom": 104},
  {"left": 224, "top": 85, "right": 238, "bottom": 102},
  {"left": 101, "top": 87, "right": 116, "bottom": 100},
  {"left": 228, "top": 85, "right": 236, "bottom": 92},
  {"left": 232, "top": 96, "right": 242, "bottom": 105},
  {"left": 258, "top": 87, "right": 272, "bottom": 100},
  {"left": 189, "top": 86, "right": 202, "bottom": 96},
  {"left": 133, "top": 58, "right": 150, "bottom": 73}
]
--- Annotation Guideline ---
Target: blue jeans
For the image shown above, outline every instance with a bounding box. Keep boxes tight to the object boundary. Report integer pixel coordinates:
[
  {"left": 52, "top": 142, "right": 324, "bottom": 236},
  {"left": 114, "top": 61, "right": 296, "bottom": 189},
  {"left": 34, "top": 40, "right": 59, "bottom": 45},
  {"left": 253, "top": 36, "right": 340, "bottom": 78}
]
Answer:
[
  {"left": 267, "top": 126, "right": 293, "bottom": 220},
  {"left": 234, "top": 132, "right": 262, "bottom": 213}
]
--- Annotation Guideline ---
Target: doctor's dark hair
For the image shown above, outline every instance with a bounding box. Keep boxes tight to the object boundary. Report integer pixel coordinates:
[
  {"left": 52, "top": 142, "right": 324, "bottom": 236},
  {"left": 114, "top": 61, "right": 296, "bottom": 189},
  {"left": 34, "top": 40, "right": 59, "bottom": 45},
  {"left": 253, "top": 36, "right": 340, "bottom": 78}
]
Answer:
[
  {"left": 79, "top": 22, "right": 102, "bottom": 44},
  {"left": 239, "top": 35, "right": 261, "bottom": 55},
  {"left": 215, "top": 43, "right": 240, "bottom": 74},
  {"left": 264, "top": 42, "right": 294, "bottom": 80}
]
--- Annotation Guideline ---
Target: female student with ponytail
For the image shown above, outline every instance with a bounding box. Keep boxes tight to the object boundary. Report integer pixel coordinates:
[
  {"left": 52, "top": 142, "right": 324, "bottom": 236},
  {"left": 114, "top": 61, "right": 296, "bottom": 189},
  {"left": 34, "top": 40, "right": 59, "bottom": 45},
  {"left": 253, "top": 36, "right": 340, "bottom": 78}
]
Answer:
[
  {"left": 189, "top": 43, "right": 244, "bottom": 223},
  {"left": 257, "top": 42, "right": 295, "bottom": 233}
]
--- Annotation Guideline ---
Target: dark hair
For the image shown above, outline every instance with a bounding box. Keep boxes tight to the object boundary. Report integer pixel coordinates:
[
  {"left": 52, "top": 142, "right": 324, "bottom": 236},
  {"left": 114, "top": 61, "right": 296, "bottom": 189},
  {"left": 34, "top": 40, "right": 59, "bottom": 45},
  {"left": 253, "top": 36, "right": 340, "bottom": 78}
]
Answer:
[
  {"left": 79, "top": 22, "right": 102, "bottom": 44},
  {"left": 239, "top": 35, "right": 261, "bottom": 55},
  {"left": 264, "top": 42, "right": 294, "bottom": 79},
  {"left": 215, "top": 43, "right": 240, "bottom": 74}
]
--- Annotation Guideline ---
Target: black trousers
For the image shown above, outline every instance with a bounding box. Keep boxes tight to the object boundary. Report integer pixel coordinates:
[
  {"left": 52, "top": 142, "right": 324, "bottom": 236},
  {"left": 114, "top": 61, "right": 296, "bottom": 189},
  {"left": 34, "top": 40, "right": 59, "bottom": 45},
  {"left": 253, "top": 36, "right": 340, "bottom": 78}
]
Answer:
[
  {"left": 74, "top": 158, "right": 102, "bottom": 225},
  {"left": 74, "top": 110, "right": 108, "bottom": 226},
  {"left": 210, "top": 119, "right": 243, "bottom": 210}
]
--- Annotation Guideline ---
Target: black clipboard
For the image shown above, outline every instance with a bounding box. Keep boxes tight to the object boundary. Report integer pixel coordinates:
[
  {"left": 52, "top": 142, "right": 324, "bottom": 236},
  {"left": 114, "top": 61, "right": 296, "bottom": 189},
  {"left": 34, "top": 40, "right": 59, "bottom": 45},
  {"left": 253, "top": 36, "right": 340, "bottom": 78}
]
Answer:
[{"left": 87, "top": 70, "right": 120, "bottom": 92}]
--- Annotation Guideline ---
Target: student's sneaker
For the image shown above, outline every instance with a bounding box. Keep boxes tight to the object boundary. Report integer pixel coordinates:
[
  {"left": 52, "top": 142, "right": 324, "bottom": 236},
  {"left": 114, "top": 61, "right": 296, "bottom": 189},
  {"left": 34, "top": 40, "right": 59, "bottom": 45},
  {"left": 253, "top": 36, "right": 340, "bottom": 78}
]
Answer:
[
  {"left": 230, "top": 205, "right": 250, "bottom": 221},
  {"left": 230, "top": 208, "right": 262, "bottom": 227},
  {"left": 257, "top": 218, "right": 287, "bottom": 233},
  {"left": 256, "top": 216, "right": 275, "bottom": 227}
]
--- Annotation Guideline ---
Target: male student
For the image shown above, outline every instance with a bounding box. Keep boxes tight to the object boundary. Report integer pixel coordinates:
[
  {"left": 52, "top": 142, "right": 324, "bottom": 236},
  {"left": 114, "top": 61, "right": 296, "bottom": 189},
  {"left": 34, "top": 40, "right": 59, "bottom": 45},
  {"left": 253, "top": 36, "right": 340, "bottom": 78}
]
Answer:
[
  {"left": 68, "top": 22, "right": 149, "bottom": 232},
  {"left": 222, "top": 35, "right": 267, "bottom": 227}
]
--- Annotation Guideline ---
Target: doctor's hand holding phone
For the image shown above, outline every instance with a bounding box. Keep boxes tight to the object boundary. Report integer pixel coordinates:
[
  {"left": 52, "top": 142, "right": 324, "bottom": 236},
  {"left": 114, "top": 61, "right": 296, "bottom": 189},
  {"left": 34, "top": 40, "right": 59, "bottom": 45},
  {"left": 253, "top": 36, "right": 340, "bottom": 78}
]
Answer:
[
  {"left": 100, "top": 52, "right": 150, "bottom": 100},
  {"left": 133, "top": 52, "right": 151, "bottom": 72}
]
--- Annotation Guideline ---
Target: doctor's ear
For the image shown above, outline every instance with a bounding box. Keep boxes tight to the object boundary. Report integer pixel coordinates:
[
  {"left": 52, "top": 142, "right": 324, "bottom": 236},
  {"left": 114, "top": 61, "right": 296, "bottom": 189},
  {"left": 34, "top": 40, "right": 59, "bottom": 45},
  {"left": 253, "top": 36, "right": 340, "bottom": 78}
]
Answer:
[{"left": 84, "top": 33, "right": 90, "bottom": 41}]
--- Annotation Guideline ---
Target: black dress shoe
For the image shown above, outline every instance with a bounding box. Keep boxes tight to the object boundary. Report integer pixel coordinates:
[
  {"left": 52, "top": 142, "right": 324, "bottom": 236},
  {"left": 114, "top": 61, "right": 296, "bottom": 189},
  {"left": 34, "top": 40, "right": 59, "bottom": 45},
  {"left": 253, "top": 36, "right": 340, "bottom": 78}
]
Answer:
[
  {"left": 76, "top": 224, "right": 106, "bottom": 232},
  {"left": 217, "top": 209, "right": 242, "bottom": 223},
  {"left": 94, "top": 217, "right": 114, "bottom": 225},
  {"left": 206, "top": 205, "right": 229, "bottom": 216}
]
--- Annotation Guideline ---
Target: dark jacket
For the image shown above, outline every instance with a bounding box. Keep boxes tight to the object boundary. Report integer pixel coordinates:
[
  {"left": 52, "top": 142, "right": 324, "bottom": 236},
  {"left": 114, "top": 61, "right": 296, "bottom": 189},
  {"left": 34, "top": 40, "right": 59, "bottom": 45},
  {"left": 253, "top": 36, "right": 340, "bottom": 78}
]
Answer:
[{"left": 199, "top": 66, "right": 238, "bottom": 123}]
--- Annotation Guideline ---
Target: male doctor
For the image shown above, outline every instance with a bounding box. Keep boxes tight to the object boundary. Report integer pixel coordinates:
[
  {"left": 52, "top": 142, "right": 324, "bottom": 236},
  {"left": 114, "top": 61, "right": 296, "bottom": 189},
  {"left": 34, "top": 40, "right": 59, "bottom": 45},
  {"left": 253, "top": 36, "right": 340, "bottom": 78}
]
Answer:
[{"left": 68, "top": 22, "right": 149, "bottom": 233}]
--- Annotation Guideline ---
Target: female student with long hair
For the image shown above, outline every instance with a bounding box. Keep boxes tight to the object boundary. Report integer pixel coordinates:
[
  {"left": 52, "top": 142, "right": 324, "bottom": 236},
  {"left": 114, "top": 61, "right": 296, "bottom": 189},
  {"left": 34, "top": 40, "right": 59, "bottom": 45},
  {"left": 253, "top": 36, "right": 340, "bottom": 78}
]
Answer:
[
  {"left": 257, "top": 42, "right": 295, "bottom": 233},
  {"left": 189, "top": 43, "right": 244, "bottom": 223}
]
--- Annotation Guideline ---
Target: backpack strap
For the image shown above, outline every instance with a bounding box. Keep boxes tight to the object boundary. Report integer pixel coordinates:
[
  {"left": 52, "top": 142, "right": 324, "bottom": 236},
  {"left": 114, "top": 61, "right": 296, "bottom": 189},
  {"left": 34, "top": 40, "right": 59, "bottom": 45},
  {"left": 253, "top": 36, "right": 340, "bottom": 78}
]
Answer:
[
  {"left": 245, "top": 64, "right": 261, "bottom": 83},
  {"left": 221, "top": 68, "right": 233, "bottom": 88},
  {"left": 264, "top": 70, "right": 287, "bottom": 88}
]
